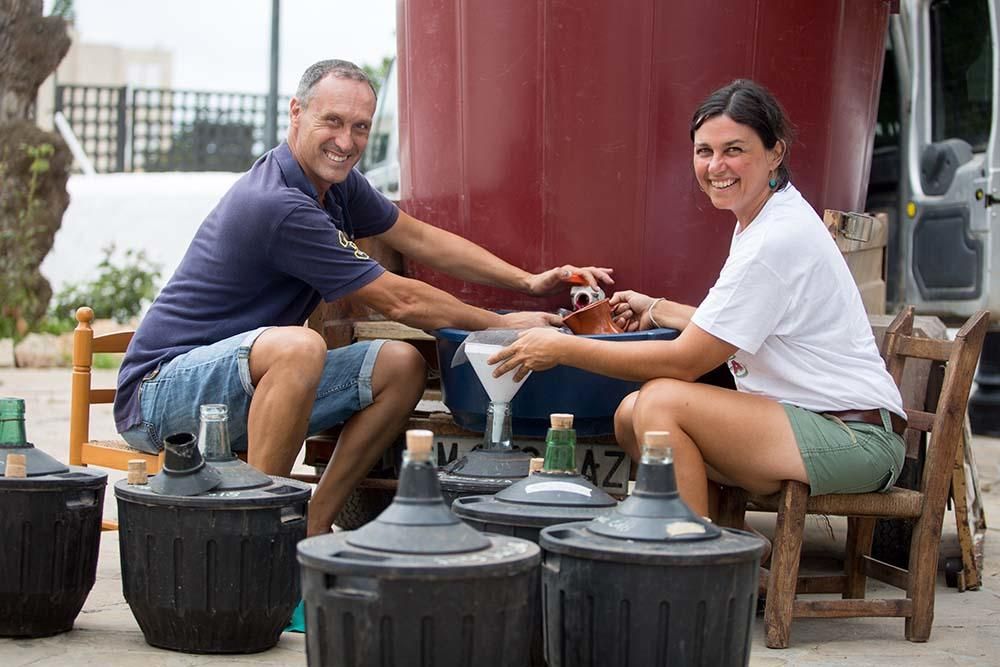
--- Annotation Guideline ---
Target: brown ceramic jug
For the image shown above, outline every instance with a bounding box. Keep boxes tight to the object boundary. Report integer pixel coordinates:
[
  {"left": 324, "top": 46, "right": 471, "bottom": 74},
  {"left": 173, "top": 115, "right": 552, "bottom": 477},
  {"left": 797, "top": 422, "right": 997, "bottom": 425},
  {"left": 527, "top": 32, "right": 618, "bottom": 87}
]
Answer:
[{"left": 562, "top": 299, "right": 623, "bottom": 335}]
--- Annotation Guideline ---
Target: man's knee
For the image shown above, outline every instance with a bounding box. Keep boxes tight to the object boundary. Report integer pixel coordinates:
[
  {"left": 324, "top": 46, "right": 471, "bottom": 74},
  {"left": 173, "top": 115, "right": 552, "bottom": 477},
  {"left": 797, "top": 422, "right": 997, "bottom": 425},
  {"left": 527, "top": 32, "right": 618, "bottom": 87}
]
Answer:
[
  {"left": 250, "top": 327, "right": 327, "bottom": 384},
  {"left": 372, "top": 341, "right": 427, "bottom": 395}
]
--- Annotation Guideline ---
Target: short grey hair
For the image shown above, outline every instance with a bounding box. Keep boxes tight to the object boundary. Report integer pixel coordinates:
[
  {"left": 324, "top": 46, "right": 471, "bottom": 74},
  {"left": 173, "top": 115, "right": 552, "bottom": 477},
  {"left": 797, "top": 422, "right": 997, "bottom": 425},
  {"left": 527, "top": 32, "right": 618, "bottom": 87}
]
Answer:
[{"left": 295, "top": 59, "right": 377, "bottom": 108}]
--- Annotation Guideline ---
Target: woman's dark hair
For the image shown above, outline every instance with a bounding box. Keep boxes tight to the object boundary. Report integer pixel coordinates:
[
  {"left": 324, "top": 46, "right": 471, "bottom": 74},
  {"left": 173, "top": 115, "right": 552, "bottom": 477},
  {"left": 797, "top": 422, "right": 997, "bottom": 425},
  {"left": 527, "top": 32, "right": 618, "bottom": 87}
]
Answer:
[{"left": 689, "top": 79, "right": 794, "bottom": 190}]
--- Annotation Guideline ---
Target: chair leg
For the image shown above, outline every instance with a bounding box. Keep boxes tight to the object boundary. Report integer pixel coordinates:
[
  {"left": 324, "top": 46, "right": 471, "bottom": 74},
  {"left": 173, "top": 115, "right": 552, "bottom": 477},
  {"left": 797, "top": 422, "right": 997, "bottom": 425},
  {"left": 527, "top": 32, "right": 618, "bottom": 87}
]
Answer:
[
  {"left": 764, "top": 480, "right": 809, "bottom": 649},
  {"left": 844, "top": 516, "right": 875, "bottom": 598},
  {"left": 716, "top": 485, "right": 749, "bottom": 529},
  {"left": 905, "top": 509, "right": 944, "bottom": 641}
]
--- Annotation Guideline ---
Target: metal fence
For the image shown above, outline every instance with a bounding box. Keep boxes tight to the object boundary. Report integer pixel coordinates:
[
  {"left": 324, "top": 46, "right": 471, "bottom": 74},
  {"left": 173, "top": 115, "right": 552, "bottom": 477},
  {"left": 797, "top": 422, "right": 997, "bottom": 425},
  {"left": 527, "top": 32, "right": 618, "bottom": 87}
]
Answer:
[{"left": 54, "top": 84, "right": 290, "bottom": 173}]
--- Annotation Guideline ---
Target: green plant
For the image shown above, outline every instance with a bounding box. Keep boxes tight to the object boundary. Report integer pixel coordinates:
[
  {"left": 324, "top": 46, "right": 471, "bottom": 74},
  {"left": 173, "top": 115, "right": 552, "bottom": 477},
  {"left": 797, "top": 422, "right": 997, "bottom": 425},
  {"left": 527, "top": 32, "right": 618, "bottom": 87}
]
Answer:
[
  {"left": 50, "top": 244, "right": 162, "bottom": 324},
  {"left": 362, "top": 55, "right": 393, "bottom": 95},
  {"left": 92, "top": 352, "right": 124, "bottom": 370},
  {"left": 0, "top": 141, "right": 55, "bottom": 342}
]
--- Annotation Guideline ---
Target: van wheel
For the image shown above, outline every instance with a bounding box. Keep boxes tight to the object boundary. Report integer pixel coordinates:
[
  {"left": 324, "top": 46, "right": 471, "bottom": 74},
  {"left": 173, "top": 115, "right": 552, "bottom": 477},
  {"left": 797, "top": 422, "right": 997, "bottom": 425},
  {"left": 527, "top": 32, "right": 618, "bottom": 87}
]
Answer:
[{"left": 334, "top": 487, "right": 394, "bottom": 530}]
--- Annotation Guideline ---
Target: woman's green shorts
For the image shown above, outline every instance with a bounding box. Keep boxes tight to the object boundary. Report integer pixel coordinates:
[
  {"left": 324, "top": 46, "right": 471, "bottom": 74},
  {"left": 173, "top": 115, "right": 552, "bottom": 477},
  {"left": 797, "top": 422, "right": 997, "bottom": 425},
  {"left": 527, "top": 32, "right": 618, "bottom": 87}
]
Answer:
[{"left": 782, "top": 404, "right": 906, "bottom": 496}]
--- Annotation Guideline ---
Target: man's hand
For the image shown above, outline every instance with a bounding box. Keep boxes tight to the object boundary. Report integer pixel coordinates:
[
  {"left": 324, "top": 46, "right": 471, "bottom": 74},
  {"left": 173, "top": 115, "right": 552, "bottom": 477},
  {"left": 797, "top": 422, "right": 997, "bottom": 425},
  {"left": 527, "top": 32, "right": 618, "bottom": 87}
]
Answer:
[
  {"left": 609, "top": 290, "right": 655, "bottom": 331},
  {"left": 498, "top": 310, "right": 564, "bottom": 329},
  {"left": 489, "top": 327, "right": 568, "bottom": 381},
  {"left": 525, "top": 265, "right": 615, "bottom": 296}
]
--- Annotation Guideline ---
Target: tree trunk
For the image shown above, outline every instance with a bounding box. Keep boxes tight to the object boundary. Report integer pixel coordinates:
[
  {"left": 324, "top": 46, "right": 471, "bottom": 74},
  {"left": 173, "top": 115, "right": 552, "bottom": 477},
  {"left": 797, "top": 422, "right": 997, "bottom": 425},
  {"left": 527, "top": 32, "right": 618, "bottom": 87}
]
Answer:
[{"left": 0, "top": 0, "right": 71, "bottom": 341}]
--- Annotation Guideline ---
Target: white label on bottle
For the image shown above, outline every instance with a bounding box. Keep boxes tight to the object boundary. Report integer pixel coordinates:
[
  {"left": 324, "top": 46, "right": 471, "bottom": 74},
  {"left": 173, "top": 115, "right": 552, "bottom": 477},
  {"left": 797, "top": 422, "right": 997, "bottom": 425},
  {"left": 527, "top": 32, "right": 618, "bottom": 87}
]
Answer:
[
  {"left": 524, "top": 481, "right": 593, "bottom": 497},
  {"left": 666, "top": 521, "right": 707, "bottom": 537}
]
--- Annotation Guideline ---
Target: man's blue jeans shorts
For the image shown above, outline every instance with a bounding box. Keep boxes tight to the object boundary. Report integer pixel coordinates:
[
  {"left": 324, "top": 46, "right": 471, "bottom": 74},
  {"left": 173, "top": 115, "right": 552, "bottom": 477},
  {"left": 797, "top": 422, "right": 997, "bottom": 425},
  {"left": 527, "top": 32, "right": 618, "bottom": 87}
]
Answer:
[{"left": 120, "top": 326, "right": 386, "bottom": 454}]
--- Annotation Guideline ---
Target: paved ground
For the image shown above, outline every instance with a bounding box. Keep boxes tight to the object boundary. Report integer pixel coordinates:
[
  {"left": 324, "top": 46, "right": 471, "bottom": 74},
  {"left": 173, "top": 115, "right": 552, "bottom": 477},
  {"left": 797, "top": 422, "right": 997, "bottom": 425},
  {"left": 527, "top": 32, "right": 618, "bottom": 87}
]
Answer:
[{"left": 2, "top": 367, "right": 999, "bottom": 666}]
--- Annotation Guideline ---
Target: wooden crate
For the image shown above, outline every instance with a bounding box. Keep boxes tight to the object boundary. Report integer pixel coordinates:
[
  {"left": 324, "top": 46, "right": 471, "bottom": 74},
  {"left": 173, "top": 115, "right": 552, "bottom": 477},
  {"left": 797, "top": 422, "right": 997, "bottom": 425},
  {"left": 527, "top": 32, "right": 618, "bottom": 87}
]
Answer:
[{"left": 825, "top": 209, "right": 888, "bottom": 315}]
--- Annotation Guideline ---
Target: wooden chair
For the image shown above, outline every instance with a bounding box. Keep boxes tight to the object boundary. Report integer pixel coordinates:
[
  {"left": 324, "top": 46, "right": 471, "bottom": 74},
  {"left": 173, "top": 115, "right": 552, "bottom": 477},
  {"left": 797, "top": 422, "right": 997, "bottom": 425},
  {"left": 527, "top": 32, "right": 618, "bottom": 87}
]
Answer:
[
  {"left": 717, "top": 306, "right": 988, "bottom": 648},
  {"left": 69, "top": 306, "right": 163, "bottom": 529}
]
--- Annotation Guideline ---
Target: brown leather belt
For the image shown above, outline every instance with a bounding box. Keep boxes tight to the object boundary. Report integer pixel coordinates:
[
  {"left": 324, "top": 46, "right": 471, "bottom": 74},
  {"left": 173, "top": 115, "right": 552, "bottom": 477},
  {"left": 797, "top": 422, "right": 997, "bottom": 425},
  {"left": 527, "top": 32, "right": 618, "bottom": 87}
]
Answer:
[{"left": 825, "top": 409, "right": 907, "bottom": 436}]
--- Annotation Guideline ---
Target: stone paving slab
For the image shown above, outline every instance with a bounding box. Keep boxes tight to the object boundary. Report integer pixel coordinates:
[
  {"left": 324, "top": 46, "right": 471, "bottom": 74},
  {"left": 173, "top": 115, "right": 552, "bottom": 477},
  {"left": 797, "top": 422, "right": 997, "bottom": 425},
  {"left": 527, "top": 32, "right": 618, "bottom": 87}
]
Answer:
[{"left": 2, "top": 368, "right": 999, "bottom": 665}]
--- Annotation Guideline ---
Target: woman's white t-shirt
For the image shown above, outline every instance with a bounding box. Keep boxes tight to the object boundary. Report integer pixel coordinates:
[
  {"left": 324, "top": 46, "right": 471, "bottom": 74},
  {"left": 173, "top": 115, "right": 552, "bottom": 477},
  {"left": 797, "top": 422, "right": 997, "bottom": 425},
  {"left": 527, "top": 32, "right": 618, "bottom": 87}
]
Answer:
[{"left": 690, "top": 184, "right": 904, "bottom": 417}]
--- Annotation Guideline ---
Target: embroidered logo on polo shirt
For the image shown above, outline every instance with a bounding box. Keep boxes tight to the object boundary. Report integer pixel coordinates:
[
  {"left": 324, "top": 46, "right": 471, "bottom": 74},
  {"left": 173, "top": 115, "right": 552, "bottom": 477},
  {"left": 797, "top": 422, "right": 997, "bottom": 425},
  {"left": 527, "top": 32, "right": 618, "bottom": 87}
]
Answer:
[
  {"left": 338, "top": 230, "right": 370, "bottom": 260},
  {"left": 727, "top": 355, "right": 748, "bottom": 378}
]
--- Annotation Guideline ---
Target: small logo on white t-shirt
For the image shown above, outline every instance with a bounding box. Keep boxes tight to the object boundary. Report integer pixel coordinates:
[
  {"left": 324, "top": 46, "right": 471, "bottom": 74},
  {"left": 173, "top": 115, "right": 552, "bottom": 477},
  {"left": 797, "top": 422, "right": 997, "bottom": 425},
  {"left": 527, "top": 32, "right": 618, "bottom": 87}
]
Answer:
[{"left": 727, "top": 355, "right": 748, "bottom": 378}]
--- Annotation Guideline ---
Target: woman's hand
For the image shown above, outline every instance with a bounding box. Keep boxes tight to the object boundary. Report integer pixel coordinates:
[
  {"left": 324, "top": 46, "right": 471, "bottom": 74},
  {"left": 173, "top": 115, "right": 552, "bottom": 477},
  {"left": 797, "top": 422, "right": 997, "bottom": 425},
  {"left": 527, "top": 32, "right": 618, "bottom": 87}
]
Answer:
[
  {"left": 609, "top": 290, "right": 655, "bottom": 331},
  {"left": 525, "top": 265, "right": 615, "bottom": 296},
  {"left": 488, "top": 327, "right": 568, "bottom": 381}
]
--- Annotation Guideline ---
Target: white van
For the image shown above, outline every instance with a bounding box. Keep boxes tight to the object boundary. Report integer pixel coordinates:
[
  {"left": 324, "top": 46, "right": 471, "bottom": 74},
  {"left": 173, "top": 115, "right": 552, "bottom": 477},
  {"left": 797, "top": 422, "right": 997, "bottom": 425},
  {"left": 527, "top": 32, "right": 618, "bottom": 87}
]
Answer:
[
  {"left": 868, "top": 0, "right": 999, "bottom": 324},
  {"left": 361, "top": 58, "right": 400, "bottom": 201}
]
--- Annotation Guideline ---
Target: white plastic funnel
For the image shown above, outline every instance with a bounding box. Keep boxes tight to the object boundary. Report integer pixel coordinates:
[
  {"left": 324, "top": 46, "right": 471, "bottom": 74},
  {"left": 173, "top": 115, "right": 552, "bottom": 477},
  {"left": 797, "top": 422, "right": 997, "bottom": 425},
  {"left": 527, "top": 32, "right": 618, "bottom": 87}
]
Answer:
[{"left": 464, "top": 343, "right": 531, "bottom": 402}]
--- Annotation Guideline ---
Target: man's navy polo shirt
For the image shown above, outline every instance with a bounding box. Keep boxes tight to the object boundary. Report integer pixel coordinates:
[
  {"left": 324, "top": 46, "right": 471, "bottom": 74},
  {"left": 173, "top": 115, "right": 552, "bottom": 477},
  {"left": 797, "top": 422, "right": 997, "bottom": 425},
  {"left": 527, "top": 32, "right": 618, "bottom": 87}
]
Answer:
[{"left": 114, "top": 142, "right": 398, "bottom": 432}]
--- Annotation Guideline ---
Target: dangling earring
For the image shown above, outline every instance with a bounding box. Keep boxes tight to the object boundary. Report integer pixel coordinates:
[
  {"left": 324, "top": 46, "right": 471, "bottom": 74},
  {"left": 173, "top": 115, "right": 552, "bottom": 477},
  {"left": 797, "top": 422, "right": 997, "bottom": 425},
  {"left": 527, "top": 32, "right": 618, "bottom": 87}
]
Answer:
[{"left": 768, "top": 172, "right": 778, "bottom": 189}]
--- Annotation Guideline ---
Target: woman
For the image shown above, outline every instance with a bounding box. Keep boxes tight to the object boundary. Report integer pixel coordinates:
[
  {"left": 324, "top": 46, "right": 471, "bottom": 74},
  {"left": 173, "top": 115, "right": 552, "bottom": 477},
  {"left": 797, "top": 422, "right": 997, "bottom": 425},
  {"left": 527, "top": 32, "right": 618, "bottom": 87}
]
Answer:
[{"left": 490, "top": 79, "right": 905, "bottom": 519}]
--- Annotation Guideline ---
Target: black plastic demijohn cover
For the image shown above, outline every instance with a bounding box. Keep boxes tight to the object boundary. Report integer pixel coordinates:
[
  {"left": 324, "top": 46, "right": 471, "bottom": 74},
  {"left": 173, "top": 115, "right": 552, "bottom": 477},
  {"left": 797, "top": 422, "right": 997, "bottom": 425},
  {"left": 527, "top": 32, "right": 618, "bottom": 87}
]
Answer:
[
  {"left": 0, "top": 397, "right": 68, "bottom": 477},
  {"left": 494, "top": 413, "right": 615, "bottom": 507},
  {"left": 347, "top": 430, "right": 491, "bottom": 554},
  {"left": 198, "top": 404, "right": 271, "bottom": 490},
  {"left": 147, "top": 432, "right": 222, "bottom": 497},
  {"left": 587, "top": 432, "right": 722, "bottom": 542}
]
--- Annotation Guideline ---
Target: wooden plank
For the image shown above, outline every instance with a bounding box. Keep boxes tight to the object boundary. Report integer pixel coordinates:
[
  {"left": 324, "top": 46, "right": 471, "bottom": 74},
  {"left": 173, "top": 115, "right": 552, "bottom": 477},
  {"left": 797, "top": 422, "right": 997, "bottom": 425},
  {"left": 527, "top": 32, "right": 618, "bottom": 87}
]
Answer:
[
  {"left": 795, "top": 575, "right": 845, "bottom": 594},
  {"left": 845, "top": 517, "right": 876, "bottom": 598},
  {"left": 764, "top": 481, "right": 809, "bottom": 649},
  {"left": 904, "top": 409, "right": 935, "bottom": 432},
  {"left": 951, "top": 429, "right": 981, "bottom": 590},
  {"left": 81, "top": 441, "right": 162, "bottom": 473},
  {"left": 897, "top": 336, "right": 953, "bottom": 362},
  {"left": 793, "top": 598, "right": 911, "bottom": 618},
  {"left": 863, "top": 556, "right": 910, "bottom": 591},
  {"left": 89, "top": 388, "right": 116, "bottom": 404},
  {"left": 354, "top": 320, "right": 435, "bottom": 341},
  {"left": 91, "top": 331, "right": 133, "bottom": 353}
]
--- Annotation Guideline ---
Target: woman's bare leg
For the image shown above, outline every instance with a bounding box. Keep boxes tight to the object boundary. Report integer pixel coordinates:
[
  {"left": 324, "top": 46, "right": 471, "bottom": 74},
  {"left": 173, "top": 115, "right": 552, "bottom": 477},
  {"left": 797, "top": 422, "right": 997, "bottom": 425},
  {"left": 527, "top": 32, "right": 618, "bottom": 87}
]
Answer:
[{"left": 629, "top": 379, "right": 808, "bottom": 516}]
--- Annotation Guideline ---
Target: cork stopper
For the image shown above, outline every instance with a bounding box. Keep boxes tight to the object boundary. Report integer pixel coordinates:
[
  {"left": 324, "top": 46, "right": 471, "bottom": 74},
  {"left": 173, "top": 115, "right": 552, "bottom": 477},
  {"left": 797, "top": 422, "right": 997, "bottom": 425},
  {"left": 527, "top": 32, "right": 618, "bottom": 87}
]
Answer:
[
  {"left": 550, "top": 413, "right": 574, "bottom": 429},
  {"left": 405, "top": 429, "right": 434, "bottom": 463},
  {"left": 4, "top": 453, "right": 27, "bottom": 478},
  {"left": 128, "top": 459, "right": 148, "bottom": 485},
  {"left": 529, "top": 457, "right": 545, "bottom": 474}
]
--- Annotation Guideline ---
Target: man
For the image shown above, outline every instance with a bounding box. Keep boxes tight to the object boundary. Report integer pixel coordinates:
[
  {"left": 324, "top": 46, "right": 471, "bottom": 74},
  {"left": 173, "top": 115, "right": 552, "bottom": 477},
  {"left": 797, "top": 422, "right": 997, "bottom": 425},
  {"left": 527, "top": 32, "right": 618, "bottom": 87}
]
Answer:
[{"left": 115, "top": 59, "right": 612, "bottom": 535}]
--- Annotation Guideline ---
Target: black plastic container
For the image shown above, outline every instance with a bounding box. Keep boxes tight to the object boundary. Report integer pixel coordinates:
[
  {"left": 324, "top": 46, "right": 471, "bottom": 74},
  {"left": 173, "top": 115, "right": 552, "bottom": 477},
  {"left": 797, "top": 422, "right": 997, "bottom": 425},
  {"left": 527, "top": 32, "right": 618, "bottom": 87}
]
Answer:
[
  {"left": 453, "top": 414, "right": 618, "bottom": 666},
  {"left": 540, "top": 436, "right": 765, "bottom": 667},
  {"left": 115, "top": 434, "right": 310, "bottom": 654},
  {"left": 298, "top": 430, "right": 540, "bottom": 667},
  {"left": 453, "top": 468, "right": 618, "bottom": 541},
  {"left": 438, "top": 447, "right": 534, "bottom": 506},
  {"left": 452, "top": 414, "right": 618, "bottom": 543},
  {"left": 439, "top": 399, "right": 534, "bottom": 505},
  {"left": 0, "top": 468, "right": 107, "bottom": 638},
  {"left": 0, "top": 397, "right": 107, "bottom": 638}
]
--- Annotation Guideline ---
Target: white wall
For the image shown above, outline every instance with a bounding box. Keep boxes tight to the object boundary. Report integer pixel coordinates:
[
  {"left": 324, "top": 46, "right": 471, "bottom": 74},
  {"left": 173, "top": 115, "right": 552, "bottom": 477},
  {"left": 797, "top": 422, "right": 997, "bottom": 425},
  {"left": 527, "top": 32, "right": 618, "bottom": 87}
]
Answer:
[{"left": 41, "top": 172, "right": 240, "bottom": 295}]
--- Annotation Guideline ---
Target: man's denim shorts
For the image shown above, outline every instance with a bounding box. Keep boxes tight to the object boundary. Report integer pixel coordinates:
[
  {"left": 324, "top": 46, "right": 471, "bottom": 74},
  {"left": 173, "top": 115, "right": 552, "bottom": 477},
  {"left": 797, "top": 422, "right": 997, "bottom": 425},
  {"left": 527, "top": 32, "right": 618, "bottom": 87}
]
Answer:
[
  {"left": 120, "top": 326, "right": 386, "bottom": 454},
  {"left": 783, "top": 404, "right": 906, "bottom": 496}
]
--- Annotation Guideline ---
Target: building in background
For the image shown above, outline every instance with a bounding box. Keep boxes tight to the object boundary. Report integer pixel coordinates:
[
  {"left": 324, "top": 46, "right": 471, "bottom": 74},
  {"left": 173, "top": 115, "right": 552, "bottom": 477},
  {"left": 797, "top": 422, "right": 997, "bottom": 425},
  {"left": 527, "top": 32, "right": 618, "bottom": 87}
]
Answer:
[{"left": 37, "top": 27, "right": 172, "bottom": 132}]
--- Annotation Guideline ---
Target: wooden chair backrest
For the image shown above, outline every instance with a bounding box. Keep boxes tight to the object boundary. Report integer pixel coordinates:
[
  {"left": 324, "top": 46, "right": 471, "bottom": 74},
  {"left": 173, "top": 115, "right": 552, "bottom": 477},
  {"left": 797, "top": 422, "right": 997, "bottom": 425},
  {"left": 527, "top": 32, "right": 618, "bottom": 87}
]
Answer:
[
  {"left": 881, "top": 306, "right": 988, "bottom": 499},
  {"left": 68, "top": 306, "right": 135, "bottom": 468}
]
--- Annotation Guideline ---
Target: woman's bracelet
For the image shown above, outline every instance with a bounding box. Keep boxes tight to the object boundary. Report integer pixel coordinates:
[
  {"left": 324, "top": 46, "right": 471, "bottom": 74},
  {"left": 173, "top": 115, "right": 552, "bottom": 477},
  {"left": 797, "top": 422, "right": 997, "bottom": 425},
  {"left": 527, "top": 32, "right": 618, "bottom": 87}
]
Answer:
[{"left": 647, "top": 297, "right": 666, "bottom": 329}]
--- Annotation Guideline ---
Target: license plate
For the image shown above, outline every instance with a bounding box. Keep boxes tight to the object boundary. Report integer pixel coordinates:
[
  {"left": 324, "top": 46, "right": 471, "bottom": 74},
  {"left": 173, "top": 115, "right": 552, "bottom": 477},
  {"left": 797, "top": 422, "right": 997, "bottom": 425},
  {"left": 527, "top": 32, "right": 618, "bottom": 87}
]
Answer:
[{"left": 432, "top": 435, "right": 629, "bottom": 495}]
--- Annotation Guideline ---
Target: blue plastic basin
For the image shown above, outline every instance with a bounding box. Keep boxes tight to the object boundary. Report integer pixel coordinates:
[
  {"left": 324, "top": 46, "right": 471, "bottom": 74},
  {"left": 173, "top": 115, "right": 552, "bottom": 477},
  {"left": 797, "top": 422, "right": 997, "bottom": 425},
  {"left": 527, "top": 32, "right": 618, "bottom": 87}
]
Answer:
[{"left": 432, "top": 328, "right": 680, "bottom": 437}]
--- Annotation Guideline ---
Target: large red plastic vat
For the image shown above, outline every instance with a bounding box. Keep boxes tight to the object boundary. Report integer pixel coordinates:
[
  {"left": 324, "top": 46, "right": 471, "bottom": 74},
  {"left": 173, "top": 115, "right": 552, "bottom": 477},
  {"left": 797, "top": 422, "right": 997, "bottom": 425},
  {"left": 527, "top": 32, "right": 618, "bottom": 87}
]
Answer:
[{"left": 396, "top": 0, "right": 892, "bottom": 310}]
